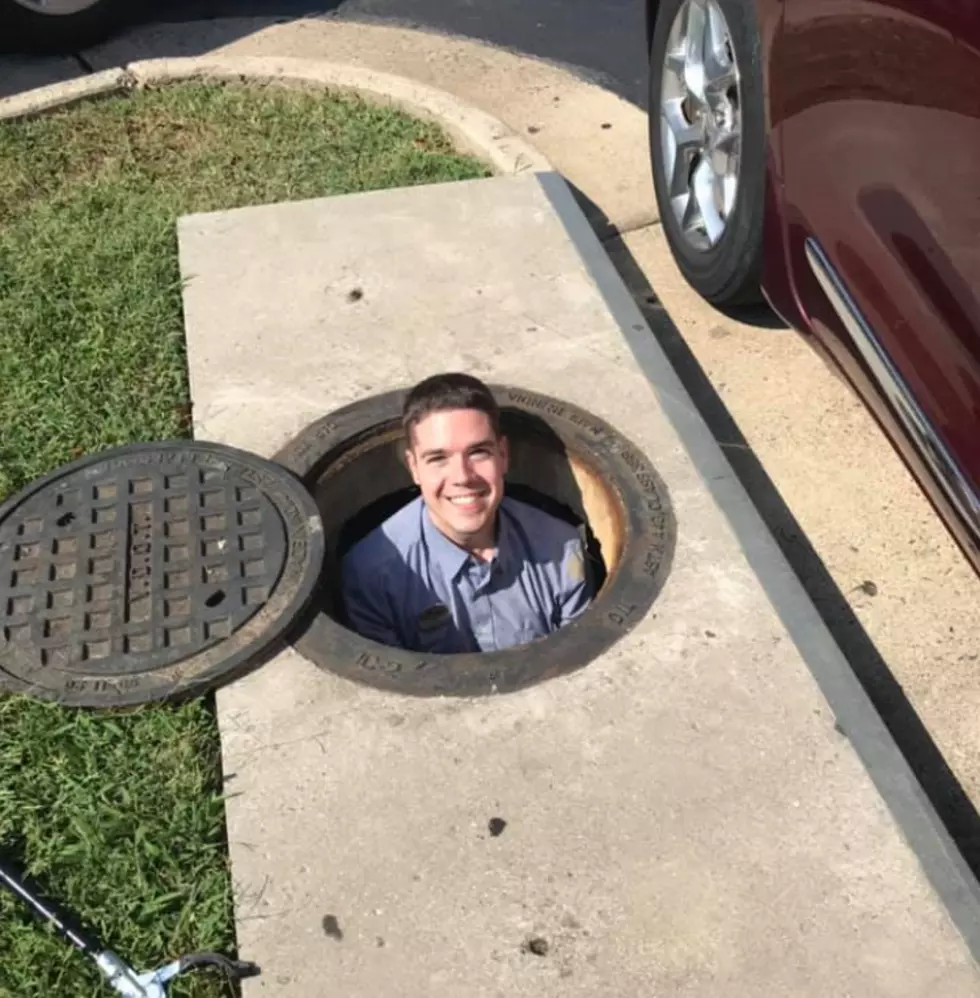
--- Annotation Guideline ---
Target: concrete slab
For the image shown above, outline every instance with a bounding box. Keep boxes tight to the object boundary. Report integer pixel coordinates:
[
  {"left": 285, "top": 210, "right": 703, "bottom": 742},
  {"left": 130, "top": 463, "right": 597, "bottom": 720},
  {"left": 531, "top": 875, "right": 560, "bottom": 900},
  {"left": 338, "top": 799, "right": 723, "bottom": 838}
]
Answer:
[{"left": 177, "top": 172, "right": 980, "bottom": 997}]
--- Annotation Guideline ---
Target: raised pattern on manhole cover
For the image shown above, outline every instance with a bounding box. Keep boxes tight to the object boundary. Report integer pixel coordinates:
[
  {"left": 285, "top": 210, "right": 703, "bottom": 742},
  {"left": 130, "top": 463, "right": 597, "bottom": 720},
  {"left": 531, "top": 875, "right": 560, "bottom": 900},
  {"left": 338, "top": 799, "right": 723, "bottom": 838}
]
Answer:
[{"left": 0, "top": 442, "right": 324, "bottom": 707}]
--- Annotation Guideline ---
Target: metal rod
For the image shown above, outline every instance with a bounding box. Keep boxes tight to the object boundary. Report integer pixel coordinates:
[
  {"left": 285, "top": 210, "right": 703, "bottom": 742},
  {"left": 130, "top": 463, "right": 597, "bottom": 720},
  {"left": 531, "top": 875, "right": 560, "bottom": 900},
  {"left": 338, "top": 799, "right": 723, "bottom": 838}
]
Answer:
[
  {"left": 0, "top": 856, "right": 96, "bottom": 953},
  {"left": 1, "top": 854, "right": 259, "bottom": 996}
]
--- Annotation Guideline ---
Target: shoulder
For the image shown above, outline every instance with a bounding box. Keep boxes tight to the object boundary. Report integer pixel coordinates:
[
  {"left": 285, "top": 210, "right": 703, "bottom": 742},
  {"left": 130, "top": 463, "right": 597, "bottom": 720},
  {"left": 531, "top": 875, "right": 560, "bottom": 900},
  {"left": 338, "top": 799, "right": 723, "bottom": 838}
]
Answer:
[
  {"left": 342, "top": 495, "right": 424, "bottom": 578},
  {"left": 501, "top": 497, "right": 582, "bottom": 553},
  {"left": 501, "top": 498, "right": 589, "bottom": 592}
]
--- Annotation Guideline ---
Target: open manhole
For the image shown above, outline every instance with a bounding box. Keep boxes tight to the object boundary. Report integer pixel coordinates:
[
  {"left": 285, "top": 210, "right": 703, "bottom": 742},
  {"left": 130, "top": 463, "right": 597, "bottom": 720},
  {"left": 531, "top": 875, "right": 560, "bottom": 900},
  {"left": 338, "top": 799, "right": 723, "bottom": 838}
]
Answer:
[
  {"left": 275, "top": 385, "right": 676, "bottom": 696},
  {"left": 0, "top": 442, "right": 324, "bottom": 708}
]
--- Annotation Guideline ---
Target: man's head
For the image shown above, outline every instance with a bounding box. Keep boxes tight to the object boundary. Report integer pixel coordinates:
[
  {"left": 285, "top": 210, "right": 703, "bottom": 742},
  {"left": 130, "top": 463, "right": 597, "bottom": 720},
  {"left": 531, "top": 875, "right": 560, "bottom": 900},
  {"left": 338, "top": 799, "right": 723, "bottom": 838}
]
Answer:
[{"left": 403, "top": 372, "right": 509, "bottom": 551}]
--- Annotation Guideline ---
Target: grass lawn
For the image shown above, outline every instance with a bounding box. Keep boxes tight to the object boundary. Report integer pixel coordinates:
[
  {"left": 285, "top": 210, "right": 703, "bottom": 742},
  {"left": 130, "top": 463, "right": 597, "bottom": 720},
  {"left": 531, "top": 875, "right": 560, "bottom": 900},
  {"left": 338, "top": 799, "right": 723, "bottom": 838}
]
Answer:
[{"left": 0, "top": 81, "right": 488, "bottom": 998}]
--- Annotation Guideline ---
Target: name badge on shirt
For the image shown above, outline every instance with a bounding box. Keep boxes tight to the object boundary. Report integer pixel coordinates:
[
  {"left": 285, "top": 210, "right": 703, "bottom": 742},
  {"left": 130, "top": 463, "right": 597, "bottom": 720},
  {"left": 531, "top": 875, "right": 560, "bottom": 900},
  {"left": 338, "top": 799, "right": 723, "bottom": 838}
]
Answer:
[
  {"left": 417, "top": 603, "right": 452, "bottom": 632},
  {"left": 566, "top": 544, "right": 586, "bottom": 583}
]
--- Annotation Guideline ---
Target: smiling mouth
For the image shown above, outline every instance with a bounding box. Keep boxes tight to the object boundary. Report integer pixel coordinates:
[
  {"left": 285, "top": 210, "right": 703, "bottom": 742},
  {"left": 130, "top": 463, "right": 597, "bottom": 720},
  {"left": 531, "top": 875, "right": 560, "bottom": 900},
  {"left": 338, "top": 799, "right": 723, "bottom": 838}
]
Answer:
[{"left": 447, "top": 494, "right": 487, "bottom": 507}]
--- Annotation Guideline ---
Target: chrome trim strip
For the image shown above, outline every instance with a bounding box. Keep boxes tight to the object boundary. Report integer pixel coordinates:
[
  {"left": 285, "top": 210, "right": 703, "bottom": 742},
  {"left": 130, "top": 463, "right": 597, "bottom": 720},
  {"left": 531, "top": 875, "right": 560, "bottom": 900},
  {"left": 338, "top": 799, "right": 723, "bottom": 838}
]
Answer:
[{"left": 805, "top": 237, "right": 980, "bottom": 544}]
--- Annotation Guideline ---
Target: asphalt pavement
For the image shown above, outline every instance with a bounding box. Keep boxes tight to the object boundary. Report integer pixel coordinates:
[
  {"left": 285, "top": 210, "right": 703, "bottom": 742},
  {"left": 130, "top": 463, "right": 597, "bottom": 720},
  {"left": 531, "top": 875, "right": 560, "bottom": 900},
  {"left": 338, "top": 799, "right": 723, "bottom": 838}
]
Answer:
[{"left": 147, "top": 0, "right": 649, "bottom": 105}]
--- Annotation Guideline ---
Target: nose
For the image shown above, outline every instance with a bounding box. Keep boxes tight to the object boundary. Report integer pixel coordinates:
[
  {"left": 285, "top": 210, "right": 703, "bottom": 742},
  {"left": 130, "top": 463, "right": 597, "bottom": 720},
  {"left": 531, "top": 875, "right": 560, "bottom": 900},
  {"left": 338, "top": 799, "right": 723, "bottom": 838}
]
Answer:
[{"left": 449, "top": 452, "right": 476, "bottom": 483}]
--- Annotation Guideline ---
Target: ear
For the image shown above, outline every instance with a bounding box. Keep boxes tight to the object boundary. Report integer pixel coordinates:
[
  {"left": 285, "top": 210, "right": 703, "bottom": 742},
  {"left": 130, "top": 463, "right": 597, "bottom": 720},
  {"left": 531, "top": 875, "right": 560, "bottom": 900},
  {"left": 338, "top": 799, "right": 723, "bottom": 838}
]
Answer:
[
  {"left": 498, "top": 435, "right": 510, "bottom": 475},
  {"left": 405, "top": 447, "right": 421, "bottom": 486}
]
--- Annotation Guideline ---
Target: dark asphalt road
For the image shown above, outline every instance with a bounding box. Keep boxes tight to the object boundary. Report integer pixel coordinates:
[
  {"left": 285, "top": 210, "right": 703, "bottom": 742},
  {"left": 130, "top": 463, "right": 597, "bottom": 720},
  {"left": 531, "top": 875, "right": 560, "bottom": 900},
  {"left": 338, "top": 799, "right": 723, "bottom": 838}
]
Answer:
[{"left": 153, "top": 0, "right": 650, "bottom": 106}]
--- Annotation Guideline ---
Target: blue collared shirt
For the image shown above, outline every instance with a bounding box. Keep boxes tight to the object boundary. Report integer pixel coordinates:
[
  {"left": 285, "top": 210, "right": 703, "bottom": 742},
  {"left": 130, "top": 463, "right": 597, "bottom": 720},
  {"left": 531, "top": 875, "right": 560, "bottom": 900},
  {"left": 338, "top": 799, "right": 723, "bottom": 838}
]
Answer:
[{"left": 341, "top": 496, "right": 593, "bottom": 653}]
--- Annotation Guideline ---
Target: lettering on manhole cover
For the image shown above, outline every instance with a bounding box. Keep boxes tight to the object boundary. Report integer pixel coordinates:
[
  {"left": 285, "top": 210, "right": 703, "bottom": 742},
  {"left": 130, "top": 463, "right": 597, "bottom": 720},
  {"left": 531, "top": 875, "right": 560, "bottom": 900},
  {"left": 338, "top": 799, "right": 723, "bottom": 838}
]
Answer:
[{"left": 0, "top": 442, "right": 324, "bottom": 707}]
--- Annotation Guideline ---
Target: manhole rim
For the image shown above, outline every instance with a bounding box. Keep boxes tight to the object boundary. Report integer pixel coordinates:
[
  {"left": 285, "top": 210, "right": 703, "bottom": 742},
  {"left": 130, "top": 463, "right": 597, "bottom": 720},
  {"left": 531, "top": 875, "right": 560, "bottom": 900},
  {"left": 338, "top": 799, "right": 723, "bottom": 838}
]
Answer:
[
  {"left": 0, "top": 440, "right": 326, "bottom": 708},
  {"left": 275, "top": 385, "right": 676, "bottom": 697}
]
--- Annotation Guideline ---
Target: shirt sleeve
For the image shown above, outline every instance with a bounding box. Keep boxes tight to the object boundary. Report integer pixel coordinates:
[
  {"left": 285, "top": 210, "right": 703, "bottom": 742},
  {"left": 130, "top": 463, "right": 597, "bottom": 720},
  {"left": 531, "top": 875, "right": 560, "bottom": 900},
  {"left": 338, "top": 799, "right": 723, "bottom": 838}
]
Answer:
[
  {"left": 556, "top": 535, "right": 593, "bottom": 625},
  {"left": 341, "top": 554, "right": 402, "bottom": 648}
]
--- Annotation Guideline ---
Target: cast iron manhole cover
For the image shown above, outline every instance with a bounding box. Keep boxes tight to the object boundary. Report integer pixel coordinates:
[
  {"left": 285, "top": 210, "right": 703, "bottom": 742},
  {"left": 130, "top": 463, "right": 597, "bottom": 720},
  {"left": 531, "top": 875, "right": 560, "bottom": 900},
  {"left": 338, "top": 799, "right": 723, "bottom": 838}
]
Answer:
[{"left": 0, "top": 442, "right": 324, "bottom": 707}]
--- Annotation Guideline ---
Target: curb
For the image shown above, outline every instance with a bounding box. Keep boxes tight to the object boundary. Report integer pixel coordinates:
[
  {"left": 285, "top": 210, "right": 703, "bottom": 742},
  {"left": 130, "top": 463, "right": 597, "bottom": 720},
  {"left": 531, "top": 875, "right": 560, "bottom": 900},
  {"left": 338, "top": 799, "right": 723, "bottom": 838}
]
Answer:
[
  {"left": 0, "top": 55, "right": 552, "bottom": 178},
  {"left": 0, "top": 67, "right": 132, "bottom": 120}
]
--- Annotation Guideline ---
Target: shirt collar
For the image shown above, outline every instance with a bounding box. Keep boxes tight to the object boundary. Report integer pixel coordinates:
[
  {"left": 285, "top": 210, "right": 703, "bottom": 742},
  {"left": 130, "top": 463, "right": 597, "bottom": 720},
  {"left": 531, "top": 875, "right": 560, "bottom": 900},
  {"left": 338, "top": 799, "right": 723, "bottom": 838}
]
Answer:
[
  {"left": 421, "top": 500, "right": 513, "bottom": 580},
  {"left": 421, "top": 502, "right": 473, "bottom": 581}
]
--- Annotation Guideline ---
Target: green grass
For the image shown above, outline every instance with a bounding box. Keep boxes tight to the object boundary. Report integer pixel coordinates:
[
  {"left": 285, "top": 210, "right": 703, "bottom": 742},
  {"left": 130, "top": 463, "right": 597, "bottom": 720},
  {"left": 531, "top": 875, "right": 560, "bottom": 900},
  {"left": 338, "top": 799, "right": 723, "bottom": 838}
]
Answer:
[{"left": 0, "top": 81, "right": 489, "bottom": 998}]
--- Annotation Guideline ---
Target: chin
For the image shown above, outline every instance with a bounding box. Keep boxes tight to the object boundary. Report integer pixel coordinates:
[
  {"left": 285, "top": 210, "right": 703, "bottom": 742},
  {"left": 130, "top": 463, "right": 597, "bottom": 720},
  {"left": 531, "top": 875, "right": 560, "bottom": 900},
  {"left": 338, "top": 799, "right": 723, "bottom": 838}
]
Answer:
[{"left": 453, "top": 515, "right": 489, "bottom": 533}]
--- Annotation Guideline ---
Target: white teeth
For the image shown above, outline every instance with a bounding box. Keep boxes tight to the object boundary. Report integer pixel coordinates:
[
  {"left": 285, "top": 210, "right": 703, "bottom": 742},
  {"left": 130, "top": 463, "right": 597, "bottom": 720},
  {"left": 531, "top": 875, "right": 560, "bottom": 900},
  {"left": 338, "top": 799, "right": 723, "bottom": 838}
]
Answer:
[{"left": 449, "top": 495, "right": 482, "bottom": 505}]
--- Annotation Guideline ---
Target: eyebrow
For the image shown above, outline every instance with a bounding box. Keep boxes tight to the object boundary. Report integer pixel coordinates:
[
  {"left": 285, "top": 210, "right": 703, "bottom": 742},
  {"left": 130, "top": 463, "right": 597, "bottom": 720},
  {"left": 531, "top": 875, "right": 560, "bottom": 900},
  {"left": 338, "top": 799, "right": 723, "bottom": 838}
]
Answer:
[{"left": 419, "top": 438, "right": 496, "bottom": 460}]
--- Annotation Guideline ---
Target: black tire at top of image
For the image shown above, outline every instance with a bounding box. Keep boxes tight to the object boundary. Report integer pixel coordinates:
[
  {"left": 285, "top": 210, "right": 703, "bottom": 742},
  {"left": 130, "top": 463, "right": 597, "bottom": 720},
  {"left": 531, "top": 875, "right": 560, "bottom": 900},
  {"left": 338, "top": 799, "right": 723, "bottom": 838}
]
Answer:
[{"left": 0, "top": 0, "right": 133, "bottom": 54}]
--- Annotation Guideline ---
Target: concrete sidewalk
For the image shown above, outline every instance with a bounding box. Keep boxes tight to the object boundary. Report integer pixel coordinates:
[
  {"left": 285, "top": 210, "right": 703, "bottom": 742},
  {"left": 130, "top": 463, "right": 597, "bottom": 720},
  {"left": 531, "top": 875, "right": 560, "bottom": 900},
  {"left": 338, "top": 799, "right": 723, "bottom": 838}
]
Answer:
[{"left": 178, "top": 171, "right": 980, "bottom": 996}]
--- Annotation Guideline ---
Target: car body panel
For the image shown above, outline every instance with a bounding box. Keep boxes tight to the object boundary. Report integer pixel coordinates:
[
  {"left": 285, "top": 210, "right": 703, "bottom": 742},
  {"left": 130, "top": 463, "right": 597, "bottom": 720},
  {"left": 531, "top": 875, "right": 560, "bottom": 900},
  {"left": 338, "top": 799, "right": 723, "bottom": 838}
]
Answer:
[
  {"left": 646, "top": 0, "right": 980, "bottom": 570},
  {"left": 772, "top": 0, "right": 980, "bottom": 568}
]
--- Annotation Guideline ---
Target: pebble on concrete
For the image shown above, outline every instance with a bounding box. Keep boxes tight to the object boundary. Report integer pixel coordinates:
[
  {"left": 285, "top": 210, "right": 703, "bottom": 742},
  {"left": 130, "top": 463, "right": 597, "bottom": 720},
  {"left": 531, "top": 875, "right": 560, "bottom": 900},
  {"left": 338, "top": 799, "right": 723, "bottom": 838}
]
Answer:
[
  {"left": 322, "top": 914, "right": 344, "bottom": 941},
  {"left": 522, "top": 937, "right": 549, "bottom": 957}
]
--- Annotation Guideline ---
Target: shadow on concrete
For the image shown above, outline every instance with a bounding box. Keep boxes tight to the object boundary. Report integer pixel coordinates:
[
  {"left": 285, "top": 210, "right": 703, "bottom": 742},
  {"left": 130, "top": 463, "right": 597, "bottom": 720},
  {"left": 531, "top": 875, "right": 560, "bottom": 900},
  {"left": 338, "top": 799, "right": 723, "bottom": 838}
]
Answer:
[
  {"left": 146, "top": 0, "right": 646, "bottom": 104},
  {"left": 579, "top": 189, "right": 788, "bottom": 332},
  {"left": 3, "top": 0, "right": 645, "bottom": 103},
  {"left": 721, "top": 299, "right": 789, "bottom": 331},
  {"left": 75, "top": 9, "right": 330, "bottom": 66},
  {"left": 604, "top": 225, "right": 980, "bottom": 879},
  {"left": 0, "top": 54, "right": 84, "bottom": 99}
]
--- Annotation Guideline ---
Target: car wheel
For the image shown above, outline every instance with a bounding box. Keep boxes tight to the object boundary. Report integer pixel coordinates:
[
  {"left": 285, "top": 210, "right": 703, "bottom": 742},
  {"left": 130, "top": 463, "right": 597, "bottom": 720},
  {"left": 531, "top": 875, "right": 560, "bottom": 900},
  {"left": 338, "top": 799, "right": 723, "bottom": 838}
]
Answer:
[
  {"left": 649, "top": 0, "right": 765, "bottom": 306},
  {"left": 0, "top": 0, "right": 131, "bottom": 54}
]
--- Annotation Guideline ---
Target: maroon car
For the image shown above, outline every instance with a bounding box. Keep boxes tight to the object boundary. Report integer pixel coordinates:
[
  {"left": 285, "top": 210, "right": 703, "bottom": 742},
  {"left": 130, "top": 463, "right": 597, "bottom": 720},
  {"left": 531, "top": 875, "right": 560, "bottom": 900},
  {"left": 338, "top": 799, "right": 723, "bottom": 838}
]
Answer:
[{"left": 646, "top": 0, "right": 980, "bottom": 575}]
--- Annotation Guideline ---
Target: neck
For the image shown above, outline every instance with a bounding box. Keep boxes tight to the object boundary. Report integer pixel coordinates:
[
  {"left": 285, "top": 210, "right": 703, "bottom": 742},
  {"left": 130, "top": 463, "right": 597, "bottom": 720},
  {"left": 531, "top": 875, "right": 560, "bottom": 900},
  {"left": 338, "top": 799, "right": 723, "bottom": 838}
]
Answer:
[
  {"left": 466, "top": 537, "right": 497, "bottom": 562},
  {"left": 457, "top": 523, "right": 497, "bottom": 560},
  {"left": 431, "top": 509, "right": 498, "bottom": 559}
]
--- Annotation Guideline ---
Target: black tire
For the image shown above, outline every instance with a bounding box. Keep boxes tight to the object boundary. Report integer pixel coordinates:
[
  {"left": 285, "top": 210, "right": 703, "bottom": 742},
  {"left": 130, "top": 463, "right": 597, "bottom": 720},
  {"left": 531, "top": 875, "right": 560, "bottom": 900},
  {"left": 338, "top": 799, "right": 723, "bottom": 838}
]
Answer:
[
  {"left": 0, "top": 0, "right": 132, "bottom": 54},
  {"left": 648, "top": 0, "right": 766, "bottom": 306}
]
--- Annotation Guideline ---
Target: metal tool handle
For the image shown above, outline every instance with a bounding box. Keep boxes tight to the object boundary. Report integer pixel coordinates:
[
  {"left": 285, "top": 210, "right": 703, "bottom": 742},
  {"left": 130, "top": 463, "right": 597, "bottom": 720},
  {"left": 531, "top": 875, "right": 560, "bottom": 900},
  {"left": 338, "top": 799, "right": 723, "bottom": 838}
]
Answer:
[
  {"left": 97, "top": 951, "right": 167, "bottom": 998},
  {"left": 179, "top": 951, "right": 261, "bottom": 980},
  {"left": 1, "top": 856, "right": 260, "bottom": 996},
  {"left": 0, "top": 856, "right": 97, "bottom": 954}
]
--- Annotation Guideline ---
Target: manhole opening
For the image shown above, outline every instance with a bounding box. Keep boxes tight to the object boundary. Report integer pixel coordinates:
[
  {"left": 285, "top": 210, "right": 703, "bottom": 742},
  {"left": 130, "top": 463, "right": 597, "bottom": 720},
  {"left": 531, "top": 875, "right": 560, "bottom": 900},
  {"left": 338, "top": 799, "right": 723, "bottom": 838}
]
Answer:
[
  {"left": 312, "top": 410, "right": 624, "bottom": 646},
  {"left": 274, "top": 385, "right": 675, "bottom": 696}
]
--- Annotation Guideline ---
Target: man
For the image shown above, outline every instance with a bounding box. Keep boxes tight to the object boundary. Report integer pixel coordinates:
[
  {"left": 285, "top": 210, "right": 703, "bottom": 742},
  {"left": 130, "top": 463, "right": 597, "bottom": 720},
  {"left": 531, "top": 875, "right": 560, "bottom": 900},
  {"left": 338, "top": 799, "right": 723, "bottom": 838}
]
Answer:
[{"left": 341, "top": 372, "right": 593, "bottom": 653}]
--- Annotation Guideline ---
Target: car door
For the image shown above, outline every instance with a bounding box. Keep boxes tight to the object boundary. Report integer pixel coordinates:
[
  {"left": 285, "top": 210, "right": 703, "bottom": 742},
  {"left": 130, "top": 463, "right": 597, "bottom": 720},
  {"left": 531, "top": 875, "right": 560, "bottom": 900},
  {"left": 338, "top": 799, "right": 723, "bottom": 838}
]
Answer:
[{"left": 773, "top": 0, "right": 980, "bottom": 559}]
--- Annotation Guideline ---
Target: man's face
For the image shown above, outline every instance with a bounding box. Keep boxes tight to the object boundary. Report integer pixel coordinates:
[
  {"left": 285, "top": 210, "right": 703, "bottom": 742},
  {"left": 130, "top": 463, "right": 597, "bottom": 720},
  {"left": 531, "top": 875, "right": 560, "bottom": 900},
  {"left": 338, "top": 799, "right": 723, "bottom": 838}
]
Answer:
[{"left": 406, "top": 408, "right": 509, "bottom": 548}]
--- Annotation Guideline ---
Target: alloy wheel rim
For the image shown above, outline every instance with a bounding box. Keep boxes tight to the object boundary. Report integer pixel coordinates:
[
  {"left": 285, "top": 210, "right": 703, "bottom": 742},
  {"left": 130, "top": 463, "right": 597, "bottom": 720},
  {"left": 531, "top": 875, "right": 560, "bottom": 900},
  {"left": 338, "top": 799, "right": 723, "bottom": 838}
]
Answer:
[
  {"left": 659, "top": 0, "right": 743, "bottom": 251},
  {"left": 11, "top": 0, "right": 105, "bottom": 15}
]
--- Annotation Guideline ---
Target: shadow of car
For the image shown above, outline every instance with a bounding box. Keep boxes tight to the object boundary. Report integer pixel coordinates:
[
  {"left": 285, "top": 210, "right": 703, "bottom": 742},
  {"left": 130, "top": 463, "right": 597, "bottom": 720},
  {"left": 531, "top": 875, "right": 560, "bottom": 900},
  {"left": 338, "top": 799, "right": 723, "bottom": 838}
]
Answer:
[
  {"left": 646, "top": 0, "right": 980, "bottom": 576},
  {"left": 0, "top": 0, "right": 130, "bottom": 52}
]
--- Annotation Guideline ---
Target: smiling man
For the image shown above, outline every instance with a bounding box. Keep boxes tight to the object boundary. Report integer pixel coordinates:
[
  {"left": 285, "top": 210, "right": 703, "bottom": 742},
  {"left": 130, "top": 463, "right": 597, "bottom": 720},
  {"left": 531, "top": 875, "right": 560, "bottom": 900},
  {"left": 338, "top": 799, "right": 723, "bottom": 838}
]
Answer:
[{"left": 341, "top": 372, "right": 594, "bottom": 653}]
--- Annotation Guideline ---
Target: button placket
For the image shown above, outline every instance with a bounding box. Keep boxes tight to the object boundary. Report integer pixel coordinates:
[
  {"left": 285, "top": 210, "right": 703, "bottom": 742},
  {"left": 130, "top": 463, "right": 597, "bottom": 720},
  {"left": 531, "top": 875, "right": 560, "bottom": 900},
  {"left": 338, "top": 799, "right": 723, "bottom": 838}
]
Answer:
[{"left": 463, "top": 560, "right": 491, "bottom": 648}]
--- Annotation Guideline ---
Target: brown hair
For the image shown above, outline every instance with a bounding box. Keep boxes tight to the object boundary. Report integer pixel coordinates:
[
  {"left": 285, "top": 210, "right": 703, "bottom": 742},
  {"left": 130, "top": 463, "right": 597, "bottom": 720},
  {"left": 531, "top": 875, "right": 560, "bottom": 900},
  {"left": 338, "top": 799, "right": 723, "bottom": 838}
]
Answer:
[{"left": 402, "top": 372, "right": 501, "bottom": 444}]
